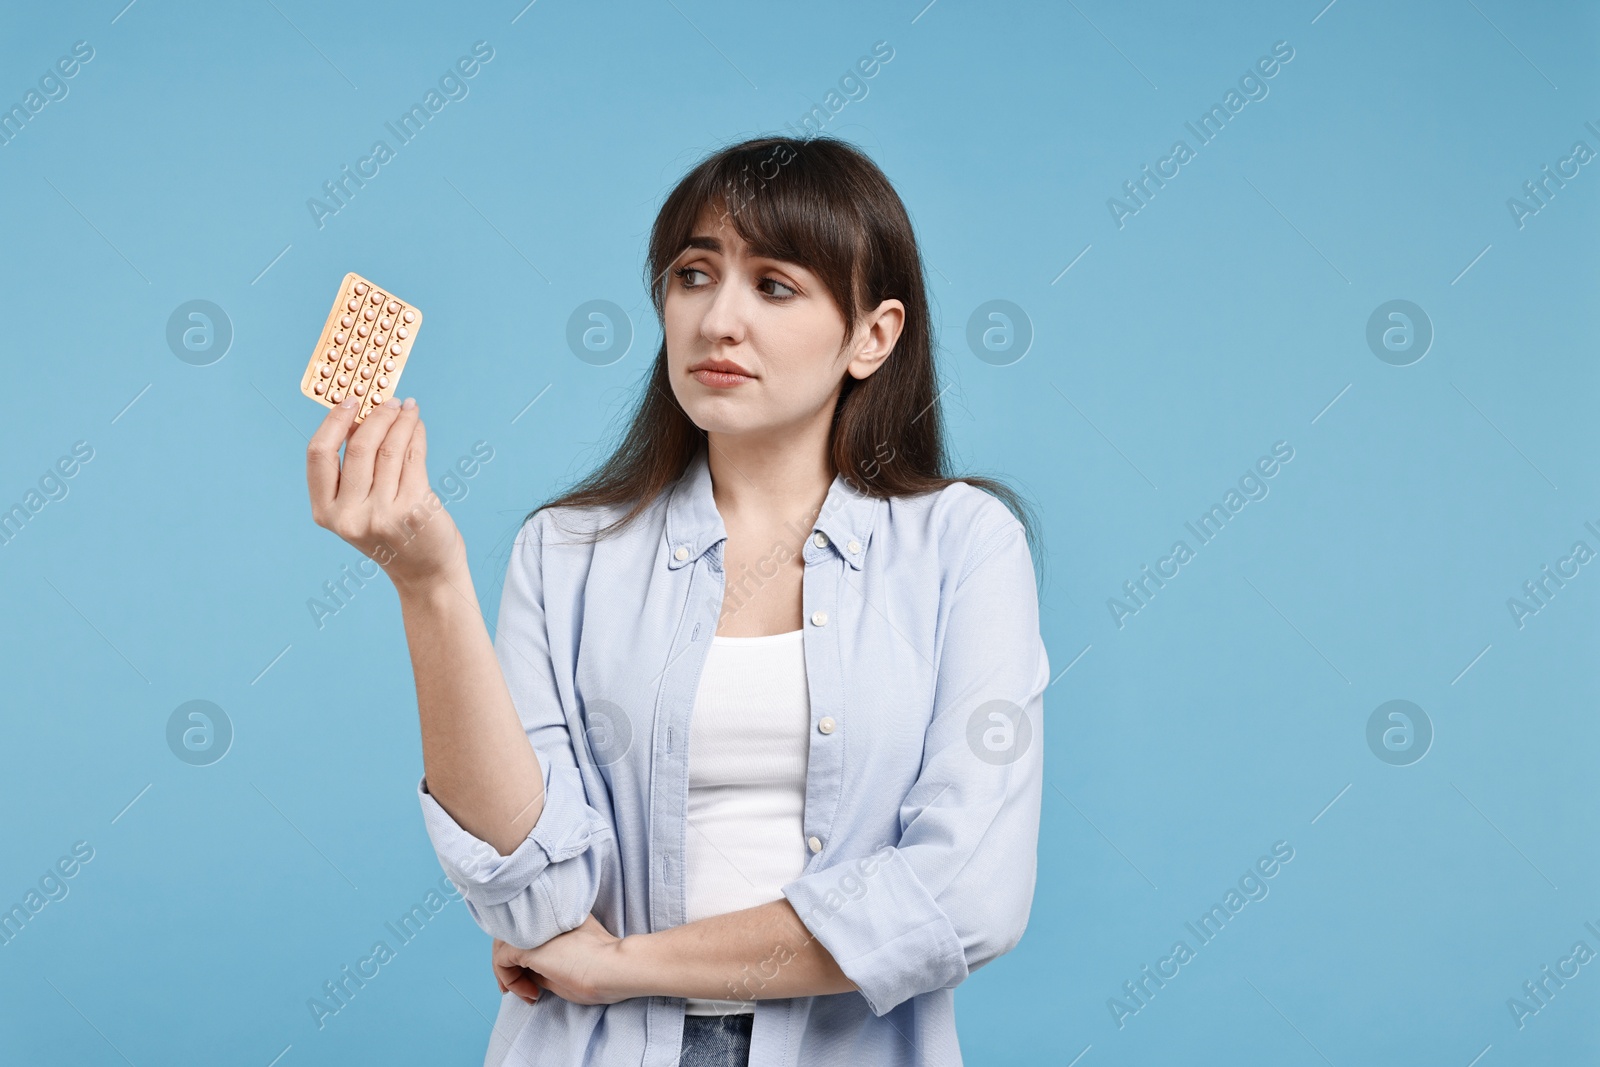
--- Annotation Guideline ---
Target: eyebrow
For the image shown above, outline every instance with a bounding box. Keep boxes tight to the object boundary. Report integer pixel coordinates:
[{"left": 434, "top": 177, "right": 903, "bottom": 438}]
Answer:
[{"left": 680, "top": 234, "right": 798, "bottom": 269}]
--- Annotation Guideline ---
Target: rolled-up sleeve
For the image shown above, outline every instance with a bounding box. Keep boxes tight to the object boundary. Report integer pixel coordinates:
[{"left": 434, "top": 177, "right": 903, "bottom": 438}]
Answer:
[
  {"left": 782, "top": 515, "right": 1048, "bottom": 1017},
  {"left": 416, "top": 512, "right": 618, "bottom": 949}
]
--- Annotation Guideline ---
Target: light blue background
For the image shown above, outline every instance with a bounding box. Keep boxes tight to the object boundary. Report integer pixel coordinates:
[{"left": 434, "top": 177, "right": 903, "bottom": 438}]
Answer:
[{"left": 1, "top": 1, "right": 1595, "bottom": 1063}]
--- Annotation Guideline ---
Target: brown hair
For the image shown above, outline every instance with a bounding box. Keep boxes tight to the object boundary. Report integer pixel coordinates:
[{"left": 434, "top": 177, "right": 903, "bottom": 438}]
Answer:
[{"left": 525, "top": 134, "right": 1043, "bottom": 570}]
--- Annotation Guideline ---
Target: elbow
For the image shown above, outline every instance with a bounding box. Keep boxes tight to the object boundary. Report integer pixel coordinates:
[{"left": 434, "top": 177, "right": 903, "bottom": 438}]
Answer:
[
  {"left": 962, "top": 897, "right": 1033, "bottom": 977},
  {"left": 462, "top": 879, "right": 589, "bottom": 950},
  {"left": 420, "top": 765, "right": 620, "bottom": 949},
  {"left": 947, "top": 860, "right": 1037, "bottom": 982},
  {"left": 458, "top": 828, "right": 615, "bottom": 949}
]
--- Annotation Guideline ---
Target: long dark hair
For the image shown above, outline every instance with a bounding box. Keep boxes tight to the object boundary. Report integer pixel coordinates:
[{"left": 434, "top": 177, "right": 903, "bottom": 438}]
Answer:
[{"left": 524, "top": 134, "right": 1043, "bottom": 571}]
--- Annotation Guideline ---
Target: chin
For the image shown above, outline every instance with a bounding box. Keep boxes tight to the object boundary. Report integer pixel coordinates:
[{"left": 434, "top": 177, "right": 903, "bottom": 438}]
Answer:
[{"left": 683, "top": 408, "right": 750, "bottom": 435}]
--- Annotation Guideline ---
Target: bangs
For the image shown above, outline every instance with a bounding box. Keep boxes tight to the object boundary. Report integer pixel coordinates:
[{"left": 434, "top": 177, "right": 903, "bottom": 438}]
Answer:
[{"left": 648, "top": 138, "right": 870, "bottom": 329}]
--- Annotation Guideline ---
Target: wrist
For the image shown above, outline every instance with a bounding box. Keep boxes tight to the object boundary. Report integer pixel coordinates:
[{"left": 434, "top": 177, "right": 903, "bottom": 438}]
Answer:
[
  {"left": 383, "top": 521, "right": 470, "bottom": 596},
  {"left": 390, "top": 555, "right": 474, "bottom": 604},
  {"left": 607, "top": 933, "right": 659, "bottom": 1001}
]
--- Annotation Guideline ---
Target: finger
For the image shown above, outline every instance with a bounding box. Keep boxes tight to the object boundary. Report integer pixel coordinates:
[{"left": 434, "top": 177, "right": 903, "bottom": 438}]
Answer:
[
  {"left": 396, "top": 404, "right": 430, "bottom": 503},
  {"left": 492, "top": 963, "right": 529, "bottom": 1002},
  {"left": 505, "top": 968, "right": 542, "bottom": 1003},
  {"left": 492, "top": 958, "right": 524, "bottom": 993},
  {"left": 371, "top": 399, "right": 420, "bottom": 504},
  {"left": 491, "top": 943, "right": 532, "bottom": 992},
  {"left": 306, "top": 397, "right": 360, "bottom": 514},
  {"left": 339, "top": 399, "right": 402, "bottom": 501}
]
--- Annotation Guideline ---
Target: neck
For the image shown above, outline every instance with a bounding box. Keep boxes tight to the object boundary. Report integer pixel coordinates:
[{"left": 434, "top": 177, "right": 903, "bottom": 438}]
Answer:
[{"left": 703, "top": 429, "right": 833, "bottom": 532}]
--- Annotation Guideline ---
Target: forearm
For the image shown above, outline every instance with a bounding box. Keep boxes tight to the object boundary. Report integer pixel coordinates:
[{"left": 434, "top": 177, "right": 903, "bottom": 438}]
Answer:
[
  {"left": 612, "top": 899, "right": 857, "bottom": 1004},
  {"left": 397, "top": 561, "right": 545, "bottom": 856}
]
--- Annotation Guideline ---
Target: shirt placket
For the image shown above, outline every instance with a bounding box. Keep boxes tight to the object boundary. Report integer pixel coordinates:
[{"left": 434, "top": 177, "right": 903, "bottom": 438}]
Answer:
[
  {"left": 798, "top": 533, "right": 845, "bottom": 864},
  {"left": 650, "top": 545, "right": 725, "bottom": 932},
  {"left": 645, "top": 542, "right": 727, "bottom": 1065},
  {"left": 643, "top": 533, "right": 848, "bottom": 1065}
]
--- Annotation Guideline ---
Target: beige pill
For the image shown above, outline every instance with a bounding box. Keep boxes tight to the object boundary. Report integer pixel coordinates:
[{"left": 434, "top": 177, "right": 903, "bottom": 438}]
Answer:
[
  {"left": 334, "top": 332, "right": 346, "bottom": 344},
  {"left": 354, "top": 282, "right": 368, "bottom": 295},
  {"left": 343, "top": 356, "right": 356, "bottom": 370},
  {"left": 337, "top": 373, "right": 349, "bottom": 386},
  {"left": 347, "top": 298, "right": 359, "bottom": 311},
  {"left": 357, "top": 324, "right": 369, "bottom": 338},
  {"left": 326, "top": 346, "right": 337, "bottom": 359},
  {"left": 396, "top": 328, "right": 407, "bottom": 339},
  {"left": 354, "top": 382, "right": 366, "bottom": 396},
  {"left": 365, "top": 350, "right": 379, "bottom": 363},
  {"left": 386, "top": 300, "right": 399, "bottom": 313},
  {"left": 314, "top": 381, "right": 326, "bottom": 394},
  {"left": 380, "top": 316, "right": 391, "bottom": 329},
  {"left": 351, "top": 340, "right": 364, "bottom": 353},
  {"left": 383, "top": 359, "right": 394, "bottom": 371},
  {"left": 369, "top": 292, "right": 382, "bottom": 304},
  {"left": 319, "top": 364, "right": 332, "bottom": 378},
  {"left": 341, "top": 315, "right": 353, "bottom": 327},
  {"left": 387, "top": 342, "right": 399, "bottom": 355},
  {"left": 363, "top": 308, "right": 376, "bottom": 321},
  {"left": 403, "top": 310, "right": 415, "bottom": 323},
  {"left": 377, "top": 375, "right": 388, "bottom": 388},
  {"left": 360, "top": 365, "right": 373, "bottom": 380}
]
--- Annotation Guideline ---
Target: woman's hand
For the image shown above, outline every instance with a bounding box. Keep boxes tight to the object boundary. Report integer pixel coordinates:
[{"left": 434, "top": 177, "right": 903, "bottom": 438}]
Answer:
[
  {"left": 491, "top": 915, "right": 629, "bottom": 1006},
  {"left": 492, "top": 938, "right": 545, "bottom": 1004},
  {"left": 306, "top": 396, "right": 465, "bottom": 592}
]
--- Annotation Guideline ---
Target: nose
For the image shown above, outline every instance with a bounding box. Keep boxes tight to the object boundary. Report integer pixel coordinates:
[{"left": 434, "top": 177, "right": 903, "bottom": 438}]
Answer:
[{"left": 698, "top": 269, "right": 749, "bottom": 347}]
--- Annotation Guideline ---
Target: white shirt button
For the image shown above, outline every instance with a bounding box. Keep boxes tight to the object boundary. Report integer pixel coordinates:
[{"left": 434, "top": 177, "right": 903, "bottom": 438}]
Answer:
[
  {"left": 818, "top": 717, "right": 835, "bottom": 734},
  {"left": 810, "top": 610, "right": 828, "bottom": 626},
  {"left": 847, "top": 539, "right": 860, "bottom": 554},
  {"left": 807, "top": 835, "right": 823, "bottom": 854},
  {"left": 674, "top": 546, "right": 689, "bottom": 561},
  {"left": 813, "top": 531, "right": 828, "bottom": 548}
]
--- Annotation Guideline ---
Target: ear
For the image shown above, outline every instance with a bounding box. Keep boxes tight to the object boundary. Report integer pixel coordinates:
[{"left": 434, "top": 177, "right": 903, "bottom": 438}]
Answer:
[{"left": 846, "top": 299, "right": 905, "bottom": 380}]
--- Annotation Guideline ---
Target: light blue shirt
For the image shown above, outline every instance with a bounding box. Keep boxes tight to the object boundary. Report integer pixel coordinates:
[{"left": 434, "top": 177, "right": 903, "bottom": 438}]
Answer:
[{"left": 418, "top": 445, "right": 1048, "bottom": 1066}]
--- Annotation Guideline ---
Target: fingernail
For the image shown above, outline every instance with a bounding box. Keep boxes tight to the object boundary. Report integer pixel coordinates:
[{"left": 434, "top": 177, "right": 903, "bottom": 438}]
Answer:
[
  {"left": 340, "top": 397, "right": 357, "bottom": 408},
  {"left": 385, "top": 398, "right": 401, "bottom": 409},
  {"left": 402, "top": 396, "right": 416, "bottom": 410}
]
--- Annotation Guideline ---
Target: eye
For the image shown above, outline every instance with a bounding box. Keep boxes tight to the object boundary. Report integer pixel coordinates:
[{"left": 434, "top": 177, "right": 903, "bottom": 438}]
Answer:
[
  {"left": 759, "top": 277, "right": 797, "bottom": 300},
  {"left": 673, "top": 266, "right": 709, "bottom": 289}
]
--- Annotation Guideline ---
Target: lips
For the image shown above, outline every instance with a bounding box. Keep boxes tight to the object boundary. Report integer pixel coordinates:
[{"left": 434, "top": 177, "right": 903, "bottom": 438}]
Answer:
[
  {"left": 688, "top": 357, "right": 755, "bottom": 389},
  {"left": 688, "top": 358, "right": 752, "bottom": 377}
]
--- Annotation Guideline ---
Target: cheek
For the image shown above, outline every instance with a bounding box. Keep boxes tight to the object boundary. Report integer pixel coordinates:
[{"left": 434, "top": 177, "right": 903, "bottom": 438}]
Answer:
[
  {"left": 779, "top": 309, "right": 846, "bottom": 370},
  {"left": 662, "top": 298, "right": 695, "bottom": 357},
  {"left": 753, "top": 318, "right": 843, "bottom": 392}
]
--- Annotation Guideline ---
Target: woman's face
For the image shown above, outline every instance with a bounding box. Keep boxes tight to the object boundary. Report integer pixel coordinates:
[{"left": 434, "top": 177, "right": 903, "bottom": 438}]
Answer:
[{"left": 663, "top": 204, "right": 901, "bottom": 443}]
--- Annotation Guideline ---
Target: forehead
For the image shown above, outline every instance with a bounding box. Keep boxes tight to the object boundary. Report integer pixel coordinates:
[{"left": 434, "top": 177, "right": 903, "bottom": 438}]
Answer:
[
  {"left": 691, "top": 201, "right": 731, "bottom": 232},
  {"left": 683, "top": 200, "right": 810, "bottom": 266},
  {"left": 684, "top": 204, "right": 752, "bottom": 254}
]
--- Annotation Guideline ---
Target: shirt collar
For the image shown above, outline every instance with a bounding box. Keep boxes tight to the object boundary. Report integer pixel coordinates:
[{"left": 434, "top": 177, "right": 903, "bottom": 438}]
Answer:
[{"left": 664, "top": 445, "right": 877, "bottom": 571}]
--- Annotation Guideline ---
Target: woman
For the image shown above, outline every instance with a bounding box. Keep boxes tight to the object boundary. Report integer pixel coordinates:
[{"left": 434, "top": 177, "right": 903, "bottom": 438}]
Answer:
[{"left": 305, "top": 135, "right": 1049, "bottom": 1067}]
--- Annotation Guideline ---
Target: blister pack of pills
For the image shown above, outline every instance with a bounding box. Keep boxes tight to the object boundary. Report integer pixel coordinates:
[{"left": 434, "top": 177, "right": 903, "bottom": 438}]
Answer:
[{"left": 300, "top": 272, "right": 422, "bottom": 423}]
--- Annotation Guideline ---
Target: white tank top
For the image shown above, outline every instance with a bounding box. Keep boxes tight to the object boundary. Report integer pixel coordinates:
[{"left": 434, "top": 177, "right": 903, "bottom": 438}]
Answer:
[{"left": 682, "top": 627, "right": 811, "bottom": 1015}]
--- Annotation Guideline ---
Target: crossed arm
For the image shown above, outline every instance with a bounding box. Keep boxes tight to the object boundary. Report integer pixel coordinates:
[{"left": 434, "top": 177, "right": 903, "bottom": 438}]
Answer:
[
  {"left": 492, "top": 898, "right": 858, "bottom": 1006},
  {"left": 395, "top": 523, "right": 857, "bottom": 1005},
  {"left": 425, "top": 510, "right": 1046, "bottom": 1016}
]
